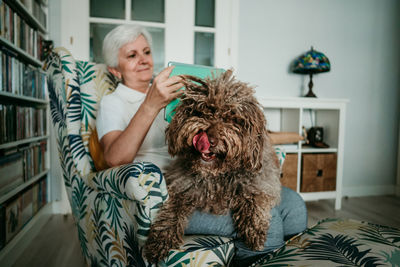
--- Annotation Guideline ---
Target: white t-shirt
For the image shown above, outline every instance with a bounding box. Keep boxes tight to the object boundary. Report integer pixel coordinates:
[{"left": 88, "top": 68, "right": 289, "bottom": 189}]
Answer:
[{"left": 96, "top": 83, "right": 172, "bottom": 171}]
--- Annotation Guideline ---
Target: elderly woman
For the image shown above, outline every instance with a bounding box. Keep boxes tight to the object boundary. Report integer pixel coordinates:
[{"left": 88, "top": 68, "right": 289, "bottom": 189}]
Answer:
[
  {"left": 97, "top": 24, "right": 182, "bottom": 170},
  {"left": 97, "top": 24, "right": 307, "bottom": 266}
]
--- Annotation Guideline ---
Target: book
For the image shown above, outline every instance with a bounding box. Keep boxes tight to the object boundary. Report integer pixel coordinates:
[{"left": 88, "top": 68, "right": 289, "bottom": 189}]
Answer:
[
  {"left": 5, "top": 196, "right": 22, "bottom": 243},
  {"left": 164, "top": 62, "right": 225, "bottom": 123},
  {"left": 20, "top": 186, "right": 33, "bottom": 226},
  {"left": 0, "top": 104, "right": 47, "bottom": 143},
  {"left": 32, "top": 183, "right": 38, "bottom": 214},
  {"left": 0, "top": 204, "right": 5, "bottom": 249},
  {"left": 0, "top": 49, "right": 2, "bottom": 91},
  {"left": 0, "top": 1, "right": 42, "bottom": 60},
  {"left": 0, "top": 1, "right": 4, "bottom": 38},
  {"left": 0, "top": 152, "right": 24, "bottom": 195},
  {"left": 40, "top": 178, "right": 46, "bottom": 207}
]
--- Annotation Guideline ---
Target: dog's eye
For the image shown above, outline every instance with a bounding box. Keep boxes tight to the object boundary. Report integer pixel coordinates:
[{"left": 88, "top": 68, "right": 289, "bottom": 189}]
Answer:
[
  {"left": 234, "top": 117, "right": 245, "bottom": 126},
  {"left": 192, "top": 110, "right": 203, "bottom": 117}
]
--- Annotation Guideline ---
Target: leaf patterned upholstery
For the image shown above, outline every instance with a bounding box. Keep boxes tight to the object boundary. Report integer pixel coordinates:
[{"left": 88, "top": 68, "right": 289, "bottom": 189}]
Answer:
[
  {"left": 253, "top": 218, "right": 400, "bottom": 267},
  {"left": 44, "top": 48, "right": 236, "bottom": 266}
]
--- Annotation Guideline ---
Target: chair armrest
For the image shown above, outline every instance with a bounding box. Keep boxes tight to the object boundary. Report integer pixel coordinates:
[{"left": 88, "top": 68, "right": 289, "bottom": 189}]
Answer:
[
  {"left": 274, "top": 146, "right": 286, "bottom": 168},
  {"left": 86, "top": 162, "right": 168, "bottom": 206}
]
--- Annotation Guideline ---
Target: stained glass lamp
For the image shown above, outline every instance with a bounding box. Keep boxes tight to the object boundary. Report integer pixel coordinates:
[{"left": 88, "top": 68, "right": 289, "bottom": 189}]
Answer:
[{"left": 292, "top": 47, "right": 331, "bottom": 97}]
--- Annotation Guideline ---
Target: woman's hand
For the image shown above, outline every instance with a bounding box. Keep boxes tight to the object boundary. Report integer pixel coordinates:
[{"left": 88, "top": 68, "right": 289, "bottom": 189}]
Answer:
[{"left": 143, "top": 66, "right": 184, "bottom": 113}]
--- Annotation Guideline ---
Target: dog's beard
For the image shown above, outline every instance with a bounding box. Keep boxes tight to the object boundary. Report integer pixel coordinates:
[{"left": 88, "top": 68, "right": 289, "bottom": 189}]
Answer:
[{"left": 185, "top": 150, "right": 227, "bottom": 177}]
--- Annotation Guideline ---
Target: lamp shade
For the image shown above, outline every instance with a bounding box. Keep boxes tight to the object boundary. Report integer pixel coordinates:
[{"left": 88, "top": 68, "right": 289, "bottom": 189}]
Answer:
[
  {"left": 292, "top": 47, "right": 331, "bottom": 97},
  {"left": 293, "top": 47, "right": 331, "bottom": 74}
]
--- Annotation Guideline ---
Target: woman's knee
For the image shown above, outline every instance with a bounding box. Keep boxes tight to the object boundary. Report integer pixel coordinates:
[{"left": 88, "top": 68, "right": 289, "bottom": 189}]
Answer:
[{"left": 279, "top": 186, "right": 308, "bottom": 236}]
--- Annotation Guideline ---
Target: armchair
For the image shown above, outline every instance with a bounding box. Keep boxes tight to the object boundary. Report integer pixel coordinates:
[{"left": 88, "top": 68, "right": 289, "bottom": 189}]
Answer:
[{"left": 44, "top": 48, "right": 239, "bottom": 266}]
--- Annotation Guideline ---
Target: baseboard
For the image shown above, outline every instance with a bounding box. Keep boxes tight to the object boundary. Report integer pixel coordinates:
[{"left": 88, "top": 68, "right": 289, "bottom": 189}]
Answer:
[{"left": 342, "top": 185, "right": 396, "bottom": 197}]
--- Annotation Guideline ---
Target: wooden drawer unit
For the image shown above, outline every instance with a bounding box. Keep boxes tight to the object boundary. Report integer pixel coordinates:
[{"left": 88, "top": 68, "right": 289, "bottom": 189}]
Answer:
[
  {"left": 281, "top": 153, "right": 298, "bottom": 191},
  {"left": 301, "top": 153, "right": 337, "bottom": 192},
  {"left": 261, "top": 97, "right": 347, "bottom": 209}
]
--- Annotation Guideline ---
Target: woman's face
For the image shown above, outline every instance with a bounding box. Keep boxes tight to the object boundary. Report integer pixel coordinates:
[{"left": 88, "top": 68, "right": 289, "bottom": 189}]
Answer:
[{"left": 112, "top": 34, "right": 154, "bottom": 88}]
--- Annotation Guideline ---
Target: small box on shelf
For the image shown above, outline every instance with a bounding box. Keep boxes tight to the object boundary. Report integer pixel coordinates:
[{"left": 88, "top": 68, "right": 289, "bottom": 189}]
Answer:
[{"left": 301, "top": 153, "right": 337, "bottom": 192}]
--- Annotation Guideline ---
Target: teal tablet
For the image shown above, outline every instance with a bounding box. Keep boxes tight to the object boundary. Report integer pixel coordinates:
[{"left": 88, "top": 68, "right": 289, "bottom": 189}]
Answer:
[{"left": 165, "top": 62, "right": 225, "bottom": 123}]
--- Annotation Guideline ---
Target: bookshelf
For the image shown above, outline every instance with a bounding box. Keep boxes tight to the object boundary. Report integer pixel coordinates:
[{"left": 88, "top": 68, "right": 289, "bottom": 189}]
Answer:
[
  {"left": 260, "top": 97, "right": 348, "bottom": 210},
  {"left": 0, "top": 0, "right": 49, "bottom": 260}
]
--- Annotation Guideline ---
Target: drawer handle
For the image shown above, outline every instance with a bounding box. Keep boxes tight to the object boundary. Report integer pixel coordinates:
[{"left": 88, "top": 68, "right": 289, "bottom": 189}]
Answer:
[{"left": 317, "top": 170, "right": 323, "bottom": 177}]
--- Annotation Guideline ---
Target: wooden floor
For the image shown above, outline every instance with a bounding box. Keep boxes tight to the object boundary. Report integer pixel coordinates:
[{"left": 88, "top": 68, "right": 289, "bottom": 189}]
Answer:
[
  {"left": 11, "top": 194, "right": 400, "bottom": 267},
  {"left": 306, "top": 194, "right": 400, "bottom": 228}
]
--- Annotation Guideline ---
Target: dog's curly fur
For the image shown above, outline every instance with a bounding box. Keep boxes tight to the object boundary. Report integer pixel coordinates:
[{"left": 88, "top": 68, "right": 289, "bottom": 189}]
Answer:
[{"left": 144, "top": 70, "right": 281, "bottom": 263}]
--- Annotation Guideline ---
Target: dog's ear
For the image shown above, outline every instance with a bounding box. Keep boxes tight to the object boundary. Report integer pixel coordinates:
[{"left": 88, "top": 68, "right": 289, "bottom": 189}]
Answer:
[
  {"left": 242, "top": 102, "right": 267, "bottom": 171},
  {"left": 166, "top": 108, "right": 200, "bottom": 156},
  {"left": 166, "top": 121, "right": 181, "bottom": 156}
]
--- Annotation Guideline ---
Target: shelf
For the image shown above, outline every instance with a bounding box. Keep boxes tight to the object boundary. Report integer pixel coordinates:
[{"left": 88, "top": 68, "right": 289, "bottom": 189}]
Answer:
[
  {"left": 0, "top": 91, "right": 48, "bottom": 106},
  {"left": 0, "top": 135, "right": 49, "bottom": 150},
  {"left": 0, "top": 169, "right": 49, "bottom": 204},
  {"left": 0, "top": 37, "right": 43, "bottom": 67},
  {"left": 279, "top": 144, "right": 299, "bottom": 153},
  {"left": 301, "top": 147, "right": 338, "bottom": 153},
  {"left": 278, "top": 147, "right": 339, "bottom": 154},
  {"left": 4, "top": 0, "right": 47, "bottom": 33}
]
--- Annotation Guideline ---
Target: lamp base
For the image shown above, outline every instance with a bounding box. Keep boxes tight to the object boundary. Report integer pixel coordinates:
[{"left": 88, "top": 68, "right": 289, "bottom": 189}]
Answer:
[
  {"left": 304, "top": 73, "right": 317, "bottom": 98},
  {"left": 305, "top": 90, "right": 317, "bottom": 98}
]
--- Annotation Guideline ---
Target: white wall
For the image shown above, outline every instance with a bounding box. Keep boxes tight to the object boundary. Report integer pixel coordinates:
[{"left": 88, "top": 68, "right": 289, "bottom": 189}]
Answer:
[{"left": 236, "top": 0, "right": 400, "bottom": 196}]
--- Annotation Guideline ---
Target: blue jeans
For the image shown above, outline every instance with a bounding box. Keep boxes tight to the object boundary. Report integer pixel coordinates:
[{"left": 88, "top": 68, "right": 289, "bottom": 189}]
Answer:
[{"left": 184, "top": 186, "right": 307, "bottom": 260}]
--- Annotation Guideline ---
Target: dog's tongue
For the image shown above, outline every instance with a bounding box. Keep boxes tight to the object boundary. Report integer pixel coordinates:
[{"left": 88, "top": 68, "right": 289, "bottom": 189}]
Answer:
[{"left": 193, "top": 132, "right": 210, "bottom": 153}]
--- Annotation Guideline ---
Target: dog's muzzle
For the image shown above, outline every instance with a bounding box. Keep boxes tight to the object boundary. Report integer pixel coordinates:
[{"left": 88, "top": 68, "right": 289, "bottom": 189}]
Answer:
[{"left": 193, "top": 132, "right": 216, "bottom": 162}]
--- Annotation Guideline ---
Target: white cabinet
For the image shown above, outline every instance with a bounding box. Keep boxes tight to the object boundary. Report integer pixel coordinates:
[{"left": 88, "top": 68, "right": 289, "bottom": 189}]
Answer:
[{"left": 259, "top": 97, "right": 348, "bottom": 210}]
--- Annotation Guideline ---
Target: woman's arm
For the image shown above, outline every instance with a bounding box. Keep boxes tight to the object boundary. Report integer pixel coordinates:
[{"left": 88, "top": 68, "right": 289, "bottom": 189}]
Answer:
[{"left": 101, "top": 66, "right": 183, "bottom": 167}]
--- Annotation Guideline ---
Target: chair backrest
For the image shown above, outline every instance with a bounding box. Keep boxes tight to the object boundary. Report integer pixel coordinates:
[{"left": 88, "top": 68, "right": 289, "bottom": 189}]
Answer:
[{"left": 45, "top": 47, "right": 118, "bottom": 176}]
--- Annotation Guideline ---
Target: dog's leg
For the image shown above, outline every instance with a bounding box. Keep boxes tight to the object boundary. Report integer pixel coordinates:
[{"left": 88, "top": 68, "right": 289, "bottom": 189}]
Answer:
[
  {"left": 231, "top": 192, "right": 273, "bottom": 251},
  {"left": 144, "top": 194, "right": 196, "bottom": 263}
]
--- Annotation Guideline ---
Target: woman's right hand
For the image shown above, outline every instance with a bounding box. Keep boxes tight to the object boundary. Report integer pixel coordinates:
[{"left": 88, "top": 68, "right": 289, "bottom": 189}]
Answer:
[{"left": 143, "top": 66, "right": 184, "bottom": 113}]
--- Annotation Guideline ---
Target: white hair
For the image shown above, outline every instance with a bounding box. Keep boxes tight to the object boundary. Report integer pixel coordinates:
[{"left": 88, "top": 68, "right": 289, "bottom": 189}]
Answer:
[{"left": 102, "top": 24, "right": 152, "bottom": 67}]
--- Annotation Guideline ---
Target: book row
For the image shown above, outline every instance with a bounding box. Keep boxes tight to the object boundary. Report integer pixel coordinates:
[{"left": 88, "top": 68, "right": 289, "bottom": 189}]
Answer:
[
  {"left": 0, "top": 48, "right": 46, "bottom": 98},
  {"left": 0, "top": 140, "right": 47, "bottom": 196},
  {"left": 0, "top": 104, "right": 47, "bottom": 144},
  {"left": 0, "top": 1, "right": 44, "bottom": 60},
  {"left": 0, "top": 177, "right": 47, "bottom": 249},
  {"left": 20, "top": 0, "right": 47, "bottom": 29}
]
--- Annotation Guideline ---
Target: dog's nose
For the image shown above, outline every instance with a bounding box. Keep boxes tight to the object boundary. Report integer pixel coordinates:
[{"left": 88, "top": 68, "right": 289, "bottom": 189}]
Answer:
[{"left": 209, "top": 136, "right": 217, "bottom": 147}]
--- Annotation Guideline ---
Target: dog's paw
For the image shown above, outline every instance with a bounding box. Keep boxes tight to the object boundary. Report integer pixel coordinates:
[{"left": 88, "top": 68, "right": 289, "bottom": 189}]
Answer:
[
  {"left": 245, "top": 233, "right": 266, "bottom": 251},
  {"left": 239, "top": 224, "right": 268, "bottom": 251},
  {"left": 144, "top": 227, "right": 183, "bottom": 263},
  {"left": 143, "top": 239, "right": 170, "bottom": 264},
  {"left": 144, "top": 233, "right": 169, "bottom": 263}
]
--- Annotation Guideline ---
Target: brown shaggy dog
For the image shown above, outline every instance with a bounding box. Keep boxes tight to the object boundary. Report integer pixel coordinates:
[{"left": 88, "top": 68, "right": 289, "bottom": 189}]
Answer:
[{"left": 144, "top": 70, "right": 281, "bottom": 263}]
